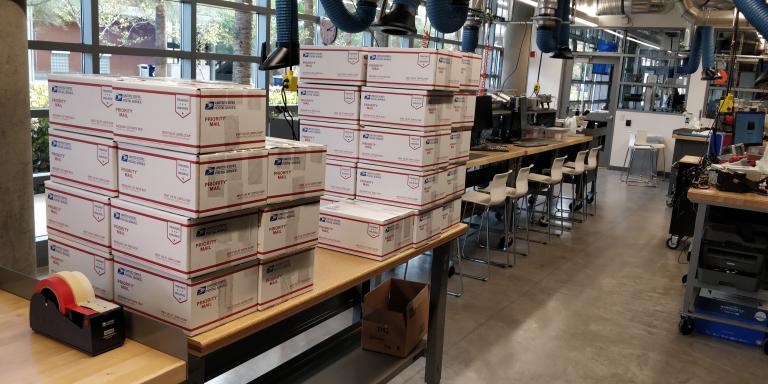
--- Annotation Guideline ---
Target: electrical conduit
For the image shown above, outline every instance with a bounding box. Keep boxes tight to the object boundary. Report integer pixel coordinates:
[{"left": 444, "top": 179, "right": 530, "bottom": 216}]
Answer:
[{"left": 319, "top": 0, "right": 378, "bottom": 33}]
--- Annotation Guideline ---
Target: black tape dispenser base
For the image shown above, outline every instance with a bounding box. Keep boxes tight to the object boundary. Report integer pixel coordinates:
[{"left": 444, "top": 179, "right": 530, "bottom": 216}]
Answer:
[{"left": 30, "top": 271, "right": 125, "bottom": 356}]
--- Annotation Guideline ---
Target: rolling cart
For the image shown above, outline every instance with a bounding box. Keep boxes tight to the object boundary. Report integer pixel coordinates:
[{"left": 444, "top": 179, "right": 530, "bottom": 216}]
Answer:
[{"left": 680, "top": 188, "right": 768, "bottom": 355}]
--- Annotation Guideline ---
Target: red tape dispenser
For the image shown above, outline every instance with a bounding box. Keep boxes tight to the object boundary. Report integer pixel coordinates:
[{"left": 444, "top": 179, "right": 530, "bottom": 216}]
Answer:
[{"left": 30, "top": 271, "right": 125, "bottom": 355}]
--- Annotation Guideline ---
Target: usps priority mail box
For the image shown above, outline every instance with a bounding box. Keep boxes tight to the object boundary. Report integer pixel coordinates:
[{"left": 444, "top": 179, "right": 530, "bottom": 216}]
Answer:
[
  {"left": 365, "top": 48, "right": 456, "bottom": 91},
  {"left": 358, "top": 127, "right": 450, "bottom": 170},
  {"left": 110, "top": 198, "right": 260, "bottom": 279},
  {"left": 298, "top": 83, "right": 360, "bottom": 124},
  {"left": 299, "top": 46, "right": 367, "bottom": 86},
  {"left": 45, "top": 180, "right": 112, "bottom": 253},
  {"left": 48, "top": 235, "right": 114, "bottom": 301},
  {"left": 48, "top": 74, "right": 115, "bottom": 138},
  {"left": 49, "top": 128, "right": 118, "bottom": 196}
]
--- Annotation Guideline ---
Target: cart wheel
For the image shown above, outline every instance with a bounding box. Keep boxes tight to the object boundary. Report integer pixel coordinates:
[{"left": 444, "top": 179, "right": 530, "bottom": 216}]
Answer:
[
  {"left": 681, "top": 274, "right": 687, "bottom": 284},
  {"left": 679, "top": 316, "right": 695, "bottom": 335},
  {"left": 539, "top": 216, "right": 549, "bottom": 227},
  {"left": 763, "top": 338, "right": 768, "bottom": 355},
  {"left": 666, "top": 236, "right": 679, "bottom": 249}
]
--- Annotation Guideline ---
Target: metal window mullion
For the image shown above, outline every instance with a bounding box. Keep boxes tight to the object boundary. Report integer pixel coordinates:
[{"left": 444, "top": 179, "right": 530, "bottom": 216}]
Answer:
[
  {"left": 181, "top": 1, "right": 197, "bottom": 79},
  {"left": 194, "top": 0, "right": 272, "bottom": 15},
  {"left": 81, "top": 0, "right": 98, "bottom": 73},
  {"left": 257, "top": 13, "right": 268, "bottom": 89}
]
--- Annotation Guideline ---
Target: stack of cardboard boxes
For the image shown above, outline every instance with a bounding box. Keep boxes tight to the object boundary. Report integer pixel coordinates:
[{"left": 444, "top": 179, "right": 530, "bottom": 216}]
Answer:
[
  {"left": 299, "top": 46, "right": 480, "bottom": 260},
  {"left": 45, "top": 74, "right": 324, "bottom": 335}
]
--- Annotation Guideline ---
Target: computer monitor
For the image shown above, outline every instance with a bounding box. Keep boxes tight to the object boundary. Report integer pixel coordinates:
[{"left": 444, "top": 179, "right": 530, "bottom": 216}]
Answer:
[
  {"left": 471, "top": 95, "right": 494, "bottom": 146},
  {"left": 733, "top": 111, "right": 766, "bottom": 146}
]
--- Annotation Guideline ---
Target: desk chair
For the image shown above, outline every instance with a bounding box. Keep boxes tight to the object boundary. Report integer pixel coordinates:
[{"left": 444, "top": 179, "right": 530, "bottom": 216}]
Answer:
[
  {"left": 562, "top": 150, "right": 589, "bottom": 223},
  {"left": 528, "top": 156, "right": 567, "bottom": 243},
  {"left": 461, "top": 170, "right": 513, "bottom": 281},
  {"left": 583, "top": 146, "right": 602, "bottom": 216}
]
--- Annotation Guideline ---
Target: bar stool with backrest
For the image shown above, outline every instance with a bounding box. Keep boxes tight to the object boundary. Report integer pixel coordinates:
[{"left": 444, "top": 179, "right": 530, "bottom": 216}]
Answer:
[
  {"left": 622, "top": 130, "right": 659, "bottom": 186},
  {"left": 528, "top": 156, "right": 567, "bottom": 244},
  {"left": 460, "top": 170, "right": 513, "bottom": 281},
  {"left": 562, "top": 150, "right": 589, "bottom": 223},
  {"left": 505, "top": 164, "right": 534, "bottom": 265},
  {"left": 582, "top": 145, "right": 602, "bottom": 216}
]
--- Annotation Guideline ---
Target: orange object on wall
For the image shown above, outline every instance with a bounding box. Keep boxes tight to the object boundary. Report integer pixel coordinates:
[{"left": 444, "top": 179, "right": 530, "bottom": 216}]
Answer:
[{"left": 713, "top": 69, "right": 727, "bottom": 85}]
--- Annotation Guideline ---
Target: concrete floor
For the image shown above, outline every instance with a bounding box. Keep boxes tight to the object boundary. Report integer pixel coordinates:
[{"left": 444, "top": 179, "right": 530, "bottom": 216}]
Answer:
[{"left": 389, "top": 169, "right": 768, "bottom": 384}]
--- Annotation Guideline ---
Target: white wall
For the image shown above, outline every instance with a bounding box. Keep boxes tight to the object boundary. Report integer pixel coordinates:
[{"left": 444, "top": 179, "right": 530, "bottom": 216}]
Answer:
[
  {"left": 610, "top": 111, "right": 684, "bottom": 172},
  {"left": 526, "top": 25, "right": 564, "bottom": 104}
]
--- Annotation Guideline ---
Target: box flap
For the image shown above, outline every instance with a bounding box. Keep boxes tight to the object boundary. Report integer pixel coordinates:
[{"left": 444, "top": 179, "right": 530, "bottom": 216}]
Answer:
[{"left": 320, "top": 200, "right": 414, "bottom": 225}]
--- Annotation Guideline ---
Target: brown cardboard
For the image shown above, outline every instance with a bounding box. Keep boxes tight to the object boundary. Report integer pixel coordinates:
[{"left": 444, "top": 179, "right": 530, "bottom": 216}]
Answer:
[{"left": 361, "top": 278, "right": 429, "bottom": 358}]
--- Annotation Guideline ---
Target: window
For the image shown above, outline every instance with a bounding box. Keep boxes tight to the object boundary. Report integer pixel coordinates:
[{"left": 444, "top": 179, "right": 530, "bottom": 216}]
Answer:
[
  {"left": 27, "top": 0, "right": 82, "bottom": 43},
  {"left": 98, "top": 0, "right": 182, "bottom": 50},
  {"left": 50, "top": 51, "right": 71, "bottom": 73}
]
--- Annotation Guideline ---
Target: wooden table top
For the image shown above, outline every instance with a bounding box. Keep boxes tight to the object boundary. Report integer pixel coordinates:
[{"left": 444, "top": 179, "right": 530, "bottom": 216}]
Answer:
[
  {"left": 688, "top": 187, "right": 768, "bottom": 212},
  {"left": 680, "top": 155, "right": 702, "bottom": 165},
  {"left": 188, "top": 224, "right": 468, "bottom": 356},
  {"left": 673, "top": 134, "right": 709, "bottom": 142},
  {"left": 0, "top": 290, "right": 186, "bottom": 384},
  {"left": 466, "top": 135, "right": 592, "bottom": 168}
]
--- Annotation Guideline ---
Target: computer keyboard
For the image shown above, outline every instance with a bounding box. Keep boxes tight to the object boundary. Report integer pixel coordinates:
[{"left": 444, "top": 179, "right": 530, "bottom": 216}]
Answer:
[{"left": 470, "top": 144, "right": 510, "bottom": 152}]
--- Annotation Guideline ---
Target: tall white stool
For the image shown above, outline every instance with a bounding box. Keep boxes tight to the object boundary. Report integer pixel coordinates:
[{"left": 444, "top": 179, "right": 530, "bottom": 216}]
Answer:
[
  {"left": 562, "top": 150, "right": 590, "bottom": 223},
  {"left": 460, "top": 170, "right": 513, "bottom": 281},
  {"left": 528, "top": 156, "right": 567, "bottom": 244},
  {"left": 583, "top": 145, "right": 602, "bottom": 216},
  {"left": 622, "top": 130, "right": 658, "bottom": 186},
  {"left": 504, "top": 164, "right": 534, "bottom": 265}
]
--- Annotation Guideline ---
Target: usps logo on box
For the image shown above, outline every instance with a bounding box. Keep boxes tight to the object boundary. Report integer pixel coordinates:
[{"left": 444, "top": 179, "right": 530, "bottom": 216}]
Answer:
[
  {"left": 411, "top": 96, "right": 424, "bottom": 110},
  {"left": 205, "top": 101, "right": 215, "bottom": 110},
  {"left": 367, "top": 224, "right": 381, "bottom": 238},
  {"left": 348, "top": 51, "right": 360, "bottom": 64},
  {"left": 174, "top": 281, "right": 189, "bottom": 303}
]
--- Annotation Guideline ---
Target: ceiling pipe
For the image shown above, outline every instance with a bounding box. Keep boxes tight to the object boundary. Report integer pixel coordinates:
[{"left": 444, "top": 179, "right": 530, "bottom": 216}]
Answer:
[{"left": 675, "top": 0, "right": 749, "bottom": 28}]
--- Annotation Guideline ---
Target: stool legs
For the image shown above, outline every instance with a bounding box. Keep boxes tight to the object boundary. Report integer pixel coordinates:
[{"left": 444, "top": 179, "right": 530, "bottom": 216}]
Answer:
[{"left": 448, "top": 239, "right": 464, "bottom": 297}]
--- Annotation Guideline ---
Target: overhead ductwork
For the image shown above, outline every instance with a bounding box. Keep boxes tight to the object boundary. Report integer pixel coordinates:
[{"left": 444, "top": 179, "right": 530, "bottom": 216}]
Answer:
[
  {"left": 373, "top": 0, "right": 419, "bottom": 35},
  {"left": 680, "top": 26, "right": 719, "bottom": 80},
  {"left": 461, "top": 24, "right": 480, "bottom": 52},
  {"left": 675, "top": 0, "right": 742, "bottom": 28},
  {"left": 260, "top": 0, "right": 300, "bottom": 70},
  {"left": 535, "top": 0, "right": 572, "bottom": 58},
  {"left": 427, "top": 0, "right": 471, "bottom": 33},
  {"left": 319, "top": 0, "right": 378, "bottom": 33}
]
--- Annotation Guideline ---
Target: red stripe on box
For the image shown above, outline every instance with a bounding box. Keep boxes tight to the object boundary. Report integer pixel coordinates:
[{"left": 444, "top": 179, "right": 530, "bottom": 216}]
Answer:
[
  {"left": 47, "top": 227, "right": 110, "bottom": 248},
  {"left": 48, "top": 237, "right": 111, "bottom": 259},
  {"left": 49, "top": 133, "right": 115, "bottom": 148},
  {"left": 361, "top": 128, "right": 448, "bottom": 138},
  {"left": 364, "top": 80, "right": 458, "bottom": 89},
  {"left": 357, "top": 195, "right": 443, "bottom": 208},
  {"left": 49, "top": 79, "right": 105, "bottom": 87},
  {"left": 114, "top": 133, "right": 265, "bottom": 149},
  {"left": 258, "top": 239, "right": 318, "bottom": 256},
  {"left": 114, "top": 86, "right": 266, "bottom": 98},
  {"left": 359, "top": 119, "right": 450, "bottom": 128},
  {"left": 112, "top": 204, "right": 258, "bottom": 227},
  {"left": 114, "top": 249, "right": 258, "bottom": 275},
  {"left": 298, "top": 114, "right": 359, "bottom": 122},
  {"left": 357, "top": 166, "right": 441, "bottom": 178},
  {"left": 51, "top": 175, "right": 117, "bottom": 193},
  {"left": 45, "top": 186, "right": 110, "bottom": 205},
  {"left": 318, "top": 242, "right": 412, "bottom": 259},
  {"left": 118, "top": 192, "right": 265, "bottom": 214},
  {"left": 50, "top": 121, "right": 112, "bottom": 135}
]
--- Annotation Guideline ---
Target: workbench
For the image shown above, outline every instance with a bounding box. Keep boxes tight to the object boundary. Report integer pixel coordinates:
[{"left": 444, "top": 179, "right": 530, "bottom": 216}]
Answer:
[
  {"left": 680, "top": 187, "right": 768, "bottom": 350},
  {"left": 0, "top": 290, "right": 186, "bottom": 384},
  {"left": 465, "top": 135, "right": 593, "bottom": 189},
  {"left": 185, "top": 224, "right": 468, "bottom": 383}
]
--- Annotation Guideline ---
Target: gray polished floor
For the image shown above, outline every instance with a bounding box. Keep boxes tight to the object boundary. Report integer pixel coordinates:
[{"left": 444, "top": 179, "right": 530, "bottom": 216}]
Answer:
[{"left": 390, "top": 169, "right": 768, "bottom": 384}]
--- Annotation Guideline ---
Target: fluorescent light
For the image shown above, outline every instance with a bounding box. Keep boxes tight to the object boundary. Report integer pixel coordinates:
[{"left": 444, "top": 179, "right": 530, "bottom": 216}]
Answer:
[
  {"left": 626, "top": 36, "right": 660, "bottom": 50},
  {"left": 516, "top": 0, "right": 538, "bottom": 7},
  {"left": 574, "top": 17, "right": 597, "bottom": 27},
  {"left": 603, "top": 29, "right": 623, "bottom": 38}
]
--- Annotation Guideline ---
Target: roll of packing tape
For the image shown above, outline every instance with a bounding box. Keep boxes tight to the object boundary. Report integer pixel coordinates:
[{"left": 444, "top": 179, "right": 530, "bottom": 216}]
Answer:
[
  {"left": 55, "top": 271, "right": 96, "bottom": 307},
  {"left": 34, "top": 275, "right": 77, "bottom": 315}
]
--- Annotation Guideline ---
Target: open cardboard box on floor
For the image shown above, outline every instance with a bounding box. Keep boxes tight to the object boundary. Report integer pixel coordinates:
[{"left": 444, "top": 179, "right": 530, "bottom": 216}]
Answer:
[{"left": 362, "top": 278, "right": 429, "bottom": 358}]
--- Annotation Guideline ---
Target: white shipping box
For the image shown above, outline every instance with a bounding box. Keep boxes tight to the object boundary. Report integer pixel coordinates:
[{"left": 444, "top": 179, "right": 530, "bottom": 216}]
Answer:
[
  {"left": 359, "top": 127, "right": 450, "bottom": 170},
  {"left": 319, "top": 200, "right": 413, "bottom": 260},
  {"left": 452, "top": 93, "right": 476, "bottom": 129},
  {"left": 110, "top": 199, "right": 259, "bottom": 279},
  {"left": 118, "top": 143, "right": 268, "bottom": 218},
  {"left": 359, "top": 87, "right": 452, "bottom": 131},
  {"left": 48, "top": 235, "right": 114, "bottom": 301},
  {"left": 462, "top": 53, "right": 482, "bottom": 90},
  {"left": 266, "top": 138, "right": 326, "bottom": 204},
  {"left": 365, "top": 48, "right": 456, "bottom": 91},
  {"left": 300, "top": 121, "right": 359, "bottom": 161},
  {"left": 449, "top": 129, "right": 471, "bottom": 164},
  {"left": 48, "top": 74, "right": 114, "bottom": 138},
  {"left": 440, "top": 197, "right": 462, "bottom": 231},
  {"left": 112, "top": 78, "right": 267, "bottom": 154},
  {"left": 320, "top": 194, "right": 348, "bottom": 207},
  {"left": 447, "top": 51, "right": 463, "bottom": 91},
  {"left": 49, "top": 128, "right": 118, "bottom": 196},
  {"left": 114, "top": 258, "right": 260, "bottom": 335},
  {"left": 45, "top": 181, "right": 111, "bottom": 253},
  {"left": 299, "top": 46, "right": 367, "bottom": 86},
  {"left": 444, "top": 164, "right": 467, "bottom": 200},
  {"left": 413, "top": 205, "right": 445, "bottom": 248},
  {"left": 356, "top": 164, "right": 446, "bottom": 210},
  {"left": 298, "top": 84, "right": 360, "bottom": 124},
  {"left": 258, "top": 202, "right": 319, "bottom": 260},
  {"left": 258, "top": 249, "right": 315, "bottom": 310},
  {"left": 325, "top": 159, "right": 357, "bottom": 198}
]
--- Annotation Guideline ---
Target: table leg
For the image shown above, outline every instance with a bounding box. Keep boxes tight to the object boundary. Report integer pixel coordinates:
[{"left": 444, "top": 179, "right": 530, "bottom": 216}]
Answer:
[{"left": 425, "top": 239, "right": 451, "bottom": 384}]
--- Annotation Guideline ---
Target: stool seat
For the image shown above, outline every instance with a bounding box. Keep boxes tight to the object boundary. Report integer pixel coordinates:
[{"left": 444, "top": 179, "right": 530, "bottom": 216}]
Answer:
[
  {"left": 528, "top": 173, "right": 555, "bottom": 184},
  {"left": 462, "top": 191, "right": 492, "bottom": 206},
  {"left": 562, "top": 167, "right": 584, "bottom": 176}
]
